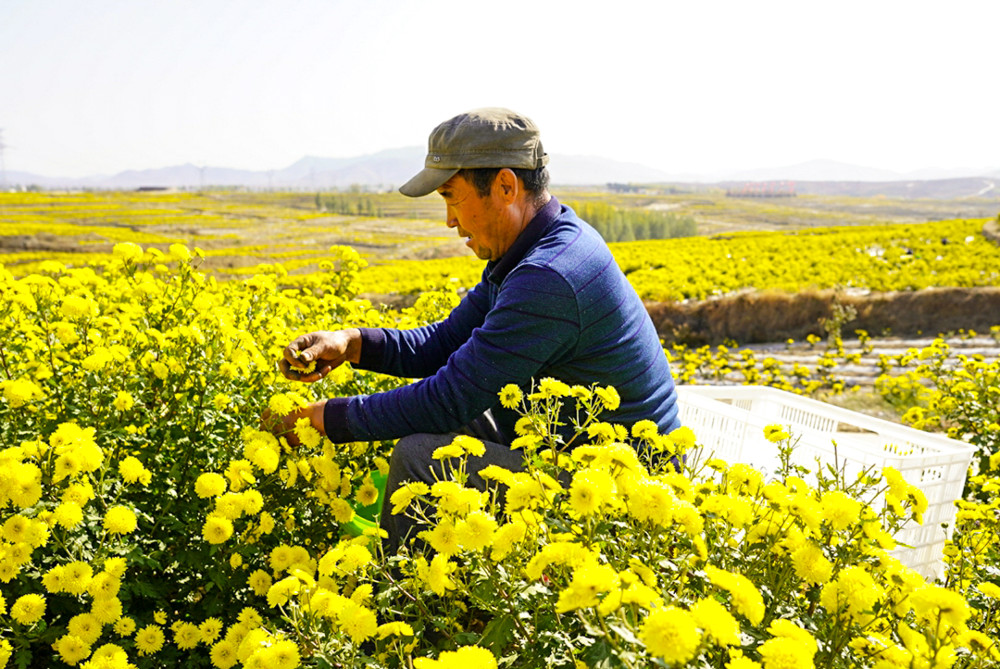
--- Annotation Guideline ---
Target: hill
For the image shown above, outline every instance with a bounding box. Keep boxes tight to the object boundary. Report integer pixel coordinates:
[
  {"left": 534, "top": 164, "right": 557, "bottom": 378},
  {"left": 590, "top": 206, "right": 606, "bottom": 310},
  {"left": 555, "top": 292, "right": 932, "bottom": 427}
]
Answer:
[{"left": 7, "top": 152, "right": 997, "bottom": 195}]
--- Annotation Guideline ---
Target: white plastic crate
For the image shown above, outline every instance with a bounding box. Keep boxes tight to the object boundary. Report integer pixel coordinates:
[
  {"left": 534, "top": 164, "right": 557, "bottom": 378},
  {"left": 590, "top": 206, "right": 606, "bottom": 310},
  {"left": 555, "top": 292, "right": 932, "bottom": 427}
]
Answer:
[{"left": 675, "top": 385, "right": 976, "bottom": 580}]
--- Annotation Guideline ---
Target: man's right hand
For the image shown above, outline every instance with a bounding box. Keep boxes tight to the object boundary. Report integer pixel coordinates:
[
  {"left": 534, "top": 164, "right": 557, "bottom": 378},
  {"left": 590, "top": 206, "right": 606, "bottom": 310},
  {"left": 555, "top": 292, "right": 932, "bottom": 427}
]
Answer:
[{"left": 280, "top": 329, "right": 362, "bottom": 383}]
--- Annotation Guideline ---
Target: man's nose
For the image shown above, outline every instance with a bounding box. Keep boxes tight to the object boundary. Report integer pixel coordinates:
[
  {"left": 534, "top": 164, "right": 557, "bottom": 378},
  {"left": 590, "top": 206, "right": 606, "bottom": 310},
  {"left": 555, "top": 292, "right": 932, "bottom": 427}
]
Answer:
[{"left": 445, "top": 204, "right": 458, "bottom": 228}]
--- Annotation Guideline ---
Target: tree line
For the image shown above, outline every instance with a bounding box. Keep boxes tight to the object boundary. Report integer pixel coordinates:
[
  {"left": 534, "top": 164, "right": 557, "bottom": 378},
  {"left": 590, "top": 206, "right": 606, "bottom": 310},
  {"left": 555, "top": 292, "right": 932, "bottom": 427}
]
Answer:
[
  {"left": 567, "top": 201, "right": 698, "bottom": 242},
  {"left": 315, "top": 193, "right": 383, "bottom": 217}
]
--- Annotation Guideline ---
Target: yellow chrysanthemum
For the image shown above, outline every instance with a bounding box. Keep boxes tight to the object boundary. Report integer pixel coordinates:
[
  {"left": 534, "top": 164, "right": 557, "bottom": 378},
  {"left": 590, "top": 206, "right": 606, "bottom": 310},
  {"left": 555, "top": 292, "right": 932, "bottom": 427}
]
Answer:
[
  {"left": 112, "top": 390, "right": 135, "bottom": 412},
  {"left": 432, "top": 443, "right": 464, "bottom": 461},
  {"left": 420, "top": 518, "right": 460, "bottom": 555},
  {"left": 691, "top": 596, "right": 741, "bottom": 646},
  {"left": 113, "top": 616, "right": 136, "bottom": 636},
  {"left": 337, "top": 600, "right": 378, "bottom": 644},
  {"left": 568, "top": 468, "right": 615, "bottom": 516},
  {"left": 456, "top": 511, "right": 498, "bottom": 552},
  {"left": 168, "top": 243, "right": 193, "bottom": 261},
  {"left": 413, "top": 646, "right": 498, "bottom": 669},
  {"left": 977, "top": 582, "right": 1000, "bottom": 600},
  {"left": 103, "top": 506, "right": 138, "bottom": 534},
  {"left": 134, "top": 624, "right": 165, "bottom": 656},
  {"left": 764, "top": 423, "right": 791, "bottom": 443},
  {"left": 490, "top": 522, "right": 528, "bottom": 561},
  {"left": 594, "top": 385, "right": 621, "bottom": 411},
  {"left": 791, "top": 542, "right": 833, "bottom": 584},
  {"left": 210, "top": 639, "right": 239, "bottom": 669},
  {"left": 499, "top": 384, "right": 523, "bottom": 409},
  {"left": 639, "top": 606, "right": 701, "bottom": 664},
  {"left": 202, "top": 516, "right": 234, "bottom": 544},
  {"left": 52, "top": 634, "right": 91, "bottom": 666},
  {"left": 67, "top": 611, "right": 103, "bottom": 645},
  {"left": 556, "top": 562, "right": 620, "bottom": 613},
  {"left": 0, "top": 378, "right": 45, "bottom": 408},
  {"left": 54, "top": 501, "right": 85, "bottom": 529},
  {"left": 248, "top": 569, "right": 273, "bottom": 597},
  {"left": 11, "top": 593, "right": 46, "bottom": 625},
  {"left": 668, "top": 425, "right": 697, "bottom": 452},
  {"left": 174, "top": 621, "right": 202, "bottom": 650},
  {"left": 118, "top": 456, "right": 149, "bottom": 485},
  {"left": 90, "top": 596, "right": 124, "bottom": 625},
  {"left": 416, "top": 554, "right": 457, "bottom": 596},
  {"left": 200, "top": 618, "right": 224, "bottom": 644},
  {"left": 376, "top": 621, "right": 415, "bottom": 639},
  {"left": 112, "top": 242, "right": 144, "bottom": 261},
  {"left": 910, "top": 585, "right": 970, "bottom": 632},
  {"left": 820, "top": 490, "right": 862, "bottom": 531},
  {"left": 705, "top": 566, "right": 764, "bottom": 625},
  {"left": 820, "top": 566, "right": 880, "bottom": 620},
  {"left": 195, "top": 472, "right": 228, "bottom": 498}
]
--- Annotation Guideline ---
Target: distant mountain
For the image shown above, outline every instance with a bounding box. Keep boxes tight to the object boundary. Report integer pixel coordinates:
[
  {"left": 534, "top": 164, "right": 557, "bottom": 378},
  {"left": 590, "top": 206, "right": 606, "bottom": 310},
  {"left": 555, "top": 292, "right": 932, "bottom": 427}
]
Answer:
[
  {"left": 4, "top": 170, "right": 93, "bottom": 188},
  {"left": 546, "top": 154, "right": 676, "bottom": 185},
  {"left": 2, "top": 147, "right": 682, "bottom": 190},
  {"left": 277, "top": 147, "right": 424, "bottom": 187},
  {"left": 3, "top": 152, "right": 998, "bottom": 191},
  {"left": 782, "top": 177, "right": 1000, "bottom": 199},
  {"left": 3, "top": 165, "right": 271, "bottom": 189},
  {"left": 904, "top": 166, "right": 994, "bottom": 181},
  {"left": 717, "top": 160, "right": 902, "bottom": 183},
  {"left": 107, "top": 164, "right": 270, "bottom": 189}
]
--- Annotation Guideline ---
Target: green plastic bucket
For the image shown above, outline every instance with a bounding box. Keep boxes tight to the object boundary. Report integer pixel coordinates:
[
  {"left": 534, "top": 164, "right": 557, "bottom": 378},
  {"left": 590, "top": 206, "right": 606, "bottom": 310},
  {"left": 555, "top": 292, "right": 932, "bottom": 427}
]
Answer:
[{"left": 342, "top": 470, "right": 387, "bottom": 537}]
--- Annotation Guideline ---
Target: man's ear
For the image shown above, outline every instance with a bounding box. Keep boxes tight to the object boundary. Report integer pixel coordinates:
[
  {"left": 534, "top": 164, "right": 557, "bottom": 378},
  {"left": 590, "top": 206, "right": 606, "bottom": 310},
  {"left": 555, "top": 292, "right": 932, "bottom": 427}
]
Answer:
[{"left": 494, "top": 168, "right": 519, "bottom": 204}]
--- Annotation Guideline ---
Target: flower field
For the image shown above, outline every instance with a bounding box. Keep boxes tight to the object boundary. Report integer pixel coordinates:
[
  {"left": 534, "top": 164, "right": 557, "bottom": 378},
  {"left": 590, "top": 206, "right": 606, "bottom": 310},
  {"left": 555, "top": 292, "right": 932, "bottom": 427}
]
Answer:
[
  {"left": 4, "top": 192, "right": 999, "bottom": 302},
  {"left": 1, "top": 190, "right": 999, "bottom": 668},
  {"left": 615, "top": 220, "right": 1000, "bottom": 302},
  {"left": 337, "top": 217, "right": 1000, "bottom": 299},
  {"left": 0, "top": 191, "right": 454, "bottom": 281}
]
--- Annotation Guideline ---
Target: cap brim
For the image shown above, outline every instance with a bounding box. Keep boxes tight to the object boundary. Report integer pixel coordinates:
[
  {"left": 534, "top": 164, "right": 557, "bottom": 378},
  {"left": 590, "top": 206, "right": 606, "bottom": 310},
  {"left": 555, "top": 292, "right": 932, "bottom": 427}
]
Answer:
[{"left": 398, "top": 167, "right": 459, "bottom": 197}]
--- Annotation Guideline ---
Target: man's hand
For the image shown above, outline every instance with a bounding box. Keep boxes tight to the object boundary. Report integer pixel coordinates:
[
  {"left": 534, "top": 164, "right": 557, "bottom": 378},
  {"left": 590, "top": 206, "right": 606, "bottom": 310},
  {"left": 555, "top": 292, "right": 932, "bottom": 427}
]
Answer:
[
  {"left": 280, "top": 329, "right": 362, "bottom": 383},
  {"left": 260, "top": 401, "right": 327, "bottom": 447}
]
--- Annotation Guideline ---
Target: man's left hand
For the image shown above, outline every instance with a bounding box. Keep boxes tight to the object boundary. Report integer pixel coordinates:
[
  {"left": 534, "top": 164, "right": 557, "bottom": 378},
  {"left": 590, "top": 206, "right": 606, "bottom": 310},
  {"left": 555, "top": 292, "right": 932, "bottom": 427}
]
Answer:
[{"left": 260, "top": 401, "right": 327, "bottom": 447}]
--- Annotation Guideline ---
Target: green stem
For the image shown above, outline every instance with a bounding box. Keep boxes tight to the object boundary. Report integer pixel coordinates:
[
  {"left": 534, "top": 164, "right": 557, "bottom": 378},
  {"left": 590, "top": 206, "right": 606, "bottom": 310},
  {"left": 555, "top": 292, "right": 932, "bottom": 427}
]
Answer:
[
  {"left": 380, "top": 565, "right": 456, "bottom": 645},
  {"left": 481, "top": 560, "right": 531, "bottom": 640},
  {"left": 0, "top": 341, "right": 11, "bottom": 380}
]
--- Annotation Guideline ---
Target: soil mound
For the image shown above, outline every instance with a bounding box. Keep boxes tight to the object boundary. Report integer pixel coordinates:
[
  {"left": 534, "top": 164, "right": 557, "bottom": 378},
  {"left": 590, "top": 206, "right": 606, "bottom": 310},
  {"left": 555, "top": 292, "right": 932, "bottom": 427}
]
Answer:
[{"left": 646, "top": 287, "right": 1000, "bottom": 346}]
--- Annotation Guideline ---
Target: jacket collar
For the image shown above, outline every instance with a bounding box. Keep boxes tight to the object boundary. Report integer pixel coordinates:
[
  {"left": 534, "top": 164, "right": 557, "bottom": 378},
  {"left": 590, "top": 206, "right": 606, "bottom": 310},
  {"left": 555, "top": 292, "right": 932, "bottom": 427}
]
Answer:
[{"left": 486, "top": 196, "right": 560, "bottom": 286}]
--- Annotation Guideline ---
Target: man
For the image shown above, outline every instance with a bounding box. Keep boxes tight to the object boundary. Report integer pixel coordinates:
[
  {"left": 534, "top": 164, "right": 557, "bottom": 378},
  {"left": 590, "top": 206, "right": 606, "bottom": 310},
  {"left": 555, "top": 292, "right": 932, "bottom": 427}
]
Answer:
[{"left": 274, "top": 108, "right": 681, "bottom": 552}]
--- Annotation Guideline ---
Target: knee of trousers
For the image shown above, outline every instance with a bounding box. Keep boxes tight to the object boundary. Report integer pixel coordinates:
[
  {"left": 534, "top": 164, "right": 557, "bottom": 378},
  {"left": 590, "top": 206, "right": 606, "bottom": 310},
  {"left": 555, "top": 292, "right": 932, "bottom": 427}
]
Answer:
[{"left": 387, "top": 433, "right": 449, "bottom": 485}]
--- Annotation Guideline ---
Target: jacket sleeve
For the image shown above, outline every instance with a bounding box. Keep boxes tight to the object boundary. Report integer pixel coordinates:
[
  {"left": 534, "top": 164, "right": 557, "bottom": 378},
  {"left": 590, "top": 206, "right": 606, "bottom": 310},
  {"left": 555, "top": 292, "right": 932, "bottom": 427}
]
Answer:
[
  {"left": 355, "top": 278, "right": 492, "bottom": 379},
  {"left": 324, "top": 263, "right": 579, "bottom": 442}
]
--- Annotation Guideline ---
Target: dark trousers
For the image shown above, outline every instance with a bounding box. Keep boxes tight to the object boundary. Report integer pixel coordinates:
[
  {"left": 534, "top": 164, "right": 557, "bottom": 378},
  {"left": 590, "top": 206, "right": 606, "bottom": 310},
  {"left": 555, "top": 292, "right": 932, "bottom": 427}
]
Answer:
[{"left": 379, "top": 412, "right": 525, "bottom": 555}]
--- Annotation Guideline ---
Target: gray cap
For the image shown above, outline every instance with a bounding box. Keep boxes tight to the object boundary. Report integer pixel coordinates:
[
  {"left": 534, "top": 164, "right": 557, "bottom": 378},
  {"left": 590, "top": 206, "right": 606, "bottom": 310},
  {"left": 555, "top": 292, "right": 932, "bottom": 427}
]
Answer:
[{"left": 399, "top": 107, "right": 549, "bottom": 197}]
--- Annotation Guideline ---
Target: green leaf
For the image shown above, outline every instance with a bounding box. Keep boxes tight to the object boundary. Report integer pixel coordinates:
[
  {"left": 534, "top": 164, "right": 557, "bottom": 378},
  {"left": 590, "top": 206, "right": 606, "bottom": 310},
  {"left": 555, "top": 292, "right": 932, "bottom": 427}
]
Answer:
[
  {"left": 479, "top": 614, "right": 518, "bottom": 652},
  {"left": 579, "top": 639, "right": 613, "bottom": 667},
  {"left": 453, "top": 631, "right": 480, "bottom": 646},
  {"left": 607, "top": 622, "right": 639, "bottom": 645}
]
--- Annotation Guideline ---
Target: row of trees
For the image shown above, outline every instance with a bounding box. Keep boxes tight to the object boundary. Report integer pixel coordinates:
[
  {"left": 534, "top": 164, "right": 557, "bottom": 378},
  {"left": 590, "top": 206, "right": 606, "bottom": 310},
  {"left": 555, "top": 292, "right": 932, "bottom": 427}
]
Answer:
[
  {"left": 311, "top": 192, "right": 698, "bottom": 241},
  {"left": 568, "top": 200, "right": 698, "bottom": 242},
  {"left": 315, "top": 193, "right": 383, "bottom": 217}
]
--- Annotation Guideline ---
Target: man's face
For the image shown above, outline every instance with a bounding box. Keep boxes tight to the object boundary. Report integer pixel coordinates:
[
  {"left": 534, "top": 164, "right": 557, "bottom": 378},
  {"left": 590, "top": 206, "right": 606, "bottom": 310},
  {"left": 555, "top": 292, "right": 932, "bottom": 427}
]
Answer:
[{"left": 436, "top": 174, "right": 512, "bottom": 261}]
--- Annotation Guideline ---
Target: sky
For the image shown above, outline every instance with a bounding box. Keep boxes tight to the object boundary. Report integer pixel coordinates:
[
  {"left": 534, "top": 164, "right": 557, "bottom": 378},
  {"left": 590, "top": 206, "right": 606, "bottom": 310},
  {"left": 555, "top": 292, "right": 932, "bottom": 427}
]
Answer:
[{"left": 1, "top": 0, "right": 998, "bottom": 178}]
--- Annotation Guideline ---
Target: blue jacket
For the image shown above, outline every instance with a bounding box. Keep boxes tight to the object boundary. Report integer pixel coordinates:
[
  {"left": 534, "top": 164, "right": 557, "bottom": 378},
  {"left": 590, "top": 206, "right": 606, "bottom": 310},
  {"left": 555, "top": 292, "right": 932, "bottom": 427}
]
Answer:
[{"left": 324, "top": 197, "right": 680, "bottom": 443}]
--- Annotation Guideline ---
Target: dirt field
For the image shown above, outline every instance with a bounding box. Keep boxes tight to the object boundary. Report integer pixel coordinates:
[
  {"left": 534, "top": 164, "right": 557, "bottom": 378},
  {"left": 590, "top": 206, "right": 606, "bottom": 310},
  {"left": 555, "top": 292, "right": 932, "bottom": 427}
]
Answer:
[{"left": 646, "top": 287, "right": 1000, "bottom": 346}]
